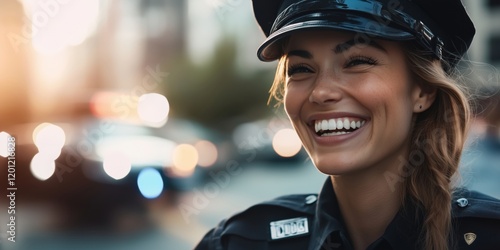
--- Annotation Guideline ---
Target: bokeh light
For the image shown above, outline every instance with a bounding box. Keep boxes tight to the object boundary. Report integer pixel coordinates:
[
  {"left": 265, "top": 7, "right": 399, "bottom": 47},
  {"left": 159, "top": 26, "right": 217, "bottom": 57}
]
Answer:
[
  {"left": 172, "top": 144, "right": 198, "bottom": 176},
  {"left": 29, "top": 0, "right": 100, "bottom": 54},
  {"left": 96, "top": 135, "right": 176, "bottom": 168},
  {"left": 272, "top": 128, "right": 302, "bottom": 158},
  {"left": 30, "top": 153, "right": 56, "bottom": 181},
  {"left": 0, "top": 132, "right": 11, "bottom": 158},
  {"left": 194, "top": 140, "right": 218, "bottom": 167},
  {"left": 137, "top": 168, "right": 164, "bottom": 199},
  {"left": 103, "top": 152, "right": 132, "bottom": 180},
  {"left": 137, "top": 93, "right": 170, "bottom": 127},
  {"left": 33, "top": 123, "right": 66, "bottom": 160}
]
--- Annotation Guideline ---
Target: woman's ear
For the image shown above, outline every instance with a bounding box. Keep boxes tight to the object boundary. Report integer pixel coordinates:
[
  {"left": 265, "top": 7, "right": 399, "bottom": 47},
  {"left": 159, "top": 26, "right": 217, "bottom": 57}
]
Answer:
[{"left": 412, "top": 82, "right": 437, "bottom": 113}]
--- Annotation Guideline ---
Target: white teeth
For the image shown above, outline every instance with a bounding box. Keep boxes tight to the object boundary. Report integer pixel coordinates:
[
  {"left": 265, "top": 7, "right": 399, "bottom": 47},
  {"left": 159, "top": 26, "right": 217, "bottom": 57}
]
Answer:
[
  {"left": 328, "top": 119, "right": 336, "bottom": 130},
  {"left": 314, "top": 118, "right": 366, "bottom": 135},
  {"left": 322, "top": 120, "right": 328, "bottom": 130},
  {"left": 322, "top": 131, "right": 349, "bottom": 136},
  {"left": 336, "top": 120, "right": 343, "bottom": 130}
]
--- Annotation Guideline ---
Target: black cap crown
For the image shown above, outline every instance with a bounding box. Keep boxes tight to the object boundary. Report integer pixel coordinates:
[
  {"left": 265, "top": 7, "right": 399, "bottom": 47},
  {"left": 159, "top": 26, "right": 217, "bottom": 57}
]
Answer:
[{"left": 253, "top": 0, "right": 475, "bottom": 69}]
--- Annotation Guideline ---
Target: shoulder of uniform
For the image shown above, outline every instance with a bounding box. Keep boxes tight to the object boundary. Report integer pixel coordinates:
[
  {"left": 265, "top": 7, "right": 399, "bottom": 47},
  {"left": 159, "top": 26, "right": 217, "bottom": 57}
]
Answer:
[
  {"left": 202, "top": 193, "right": 318, "bottom": 245},
  {"left": 452, "top": 188, "right": 500, "bottom": 220},
  {"left": 242, "top": 193, "right": 319, "bottom": 214},
  {"left": 450, "top": 189, "right": 500, "bottom": 247},
  {"left": 225, "top": 193, "right": 317, "bottom": 225}
]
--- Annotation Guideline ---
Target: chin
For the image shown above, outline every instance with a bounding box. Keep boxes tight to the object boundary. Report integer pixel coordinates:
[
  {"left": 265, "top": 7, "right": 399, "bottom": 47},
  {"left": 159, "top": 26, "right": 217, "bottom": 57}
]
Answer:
[
  {"left": 314, "top": 165, "right": 355, "bottom": 176},
  {"left": 310, "top": 155, "right": 359, "bottom": 176}
]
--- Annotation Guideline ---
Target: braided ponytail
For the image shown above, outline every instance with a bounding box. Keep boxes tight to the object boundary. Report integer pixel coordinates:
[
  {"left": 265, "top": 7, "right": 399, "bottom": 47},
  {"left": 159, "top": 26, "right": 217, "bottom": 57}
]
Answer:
[{"left": 405, "top": 48, "right": 471, "bottom": 250}]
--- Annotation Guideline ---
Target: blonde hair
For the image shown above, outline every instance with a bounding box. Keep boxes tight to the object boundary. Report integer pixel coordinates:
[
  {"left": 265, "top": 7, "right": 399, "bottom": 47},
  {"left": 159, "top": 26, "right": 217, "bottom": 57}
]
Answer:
[
  {"left": 268, "top": 44, "right": 471, "bottom": 250},
  {"left": 268, "top": 56, "right": 287, "bottom": 106}
]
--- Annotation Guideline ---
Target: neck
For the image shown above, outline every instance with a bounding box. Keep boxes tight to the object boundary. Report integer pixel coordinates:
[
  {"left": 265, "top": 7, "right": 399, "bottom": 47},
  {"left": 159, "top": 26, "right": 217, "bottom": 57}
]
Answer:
[{"left": 331, "top": 167, "right": 404, "bottom": 250}]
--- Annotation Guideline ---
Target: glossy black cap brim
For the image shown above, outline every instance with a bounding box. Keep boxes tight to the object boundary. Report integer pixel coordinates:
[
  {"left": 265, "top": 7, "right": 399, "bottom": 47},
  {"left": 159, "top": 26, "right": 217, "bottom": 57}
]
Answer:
[{"left": 257, "top": 12, "right": 415, "bottom": 62}]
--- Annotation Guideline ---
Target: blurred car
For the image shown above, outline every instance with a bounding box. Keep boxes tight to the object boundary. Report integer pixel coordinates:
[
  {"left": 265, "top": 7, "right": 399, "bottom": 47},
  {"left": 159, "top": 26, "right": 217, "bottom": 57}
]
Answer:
[
  {"left": 0, "top": 116, "right": 229, "bottom": 233},
  {"left": 230, "top": 117, "right": 307, "bottom": 164}
]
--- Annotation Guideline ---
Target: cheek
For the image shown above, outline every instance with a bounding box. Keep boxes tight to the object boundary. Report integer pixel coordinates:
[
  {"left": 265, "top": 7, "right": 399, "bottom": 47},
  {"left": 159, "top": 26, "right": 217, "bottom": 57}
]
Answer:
[
  {"left": 284, "top": 86, "right": 303, "bottom": 120},
  {"left": 355, "top": 74, "right": 414, "bottom": 110},
  {"left": 360, "top": 83, "right": 415, "bottom": 132}
]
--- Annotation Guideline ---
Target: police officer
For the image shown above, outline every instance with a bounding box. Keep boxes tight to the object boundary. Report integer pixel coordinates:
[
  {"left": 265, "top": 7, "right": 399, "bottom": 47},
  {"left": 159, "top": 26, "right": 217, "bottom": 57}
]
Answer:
[{"left": 195, "top": 0, "right": 500, "bottom": 249}]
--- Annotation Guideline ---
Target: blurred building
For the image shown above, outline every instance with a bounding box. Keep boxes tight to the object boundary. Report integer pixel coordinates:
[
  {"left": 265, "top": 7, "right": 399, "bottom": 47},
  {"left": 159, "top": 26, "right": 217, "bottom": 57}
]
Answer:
[
  {"left": 139, "top": 0, "right": 186, "bottom": 66},
  {"left": 460, "top": 0, "right": 500, "bottom": 199},
  {"left": 464, "top": 0, "right": 500, "bottom": 68},
  {"left": 185, "top": 0, "right": 271, "bottom": 70},
  {"left": 0, "top": 1, "right": 30, "bottom": 130}
]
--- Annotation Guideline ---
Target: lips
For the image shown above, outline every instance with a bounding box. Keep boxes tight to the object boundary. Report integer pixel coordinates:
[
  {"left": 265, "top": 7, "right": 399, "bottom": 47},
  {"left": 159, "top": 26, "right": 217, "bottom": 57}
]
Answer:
[{"left": 314, "top": 117, "right": 366, "bottom": 136}]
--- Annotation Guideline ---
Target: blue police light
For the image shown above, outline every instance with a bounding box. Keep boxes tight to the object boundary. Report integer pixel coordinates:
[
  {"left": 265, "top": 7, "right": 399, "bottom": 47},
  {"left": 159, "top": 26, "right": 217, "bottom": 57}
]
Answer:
[{"left": 137, "top": 168, "right": 164, "bottom": 199}]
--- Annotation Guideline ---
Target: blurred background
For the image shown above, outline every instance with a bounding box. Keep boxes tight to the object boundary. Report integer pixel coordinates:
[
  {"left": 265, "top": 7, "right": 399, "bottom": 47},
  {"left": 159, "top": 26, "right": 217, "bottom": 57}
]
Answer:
[{"left": 0, "top": 0, "right": 499, "bottom": 249}]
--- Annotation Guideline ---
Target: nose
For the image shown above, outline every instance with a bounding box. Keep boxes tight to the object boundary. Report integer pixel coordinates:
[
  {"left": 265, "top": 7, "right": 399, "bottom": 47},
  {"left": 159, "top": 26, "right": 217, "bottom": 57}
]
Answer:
[{"left": 308, "top": 74, "right": 342, "bottom": 104}]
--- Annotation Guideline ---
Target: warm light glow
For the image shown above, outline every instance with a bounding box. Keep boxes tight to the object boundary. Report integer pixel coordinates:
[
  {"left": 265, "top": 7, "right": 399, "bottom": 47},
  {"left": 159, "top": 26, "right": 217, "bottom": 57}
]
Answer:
[
  {"left": 103, "top": 152, "right": 132, "bottom": 180},
  {"left": 96, "top": 136, "right": 176, "bottom": 168},
  {"left": 30, "top": 0, "right": 100, "bottom": 54},
  {"left": 272, "top": 128, "right": 302, "bottom": 157},
  {"left": 33, "top": 123, "right": 66, "bottom": 160},
  {"left": 172, "top": 144, "right": 198, "bottom": 176},
  {"left": 89, "top": 91, "right": 119, "bottom": 118},
  {"left": 89, "top": 91, "right": 142, "bottom": 122},
  {"left": 137, "top": 93, "right": 170, "bottom": 127},
  {"left": 30, "top": 153, "right": 56, "bottom": 181},
  {"left": 137, "top": 168, "right": 164, "bottom": 199},
  {"left": 194, "top": 140, "right": 218, "bottom": 167},
  {"left": 0, "top": 132, "right": 11, "bottom": 158}
]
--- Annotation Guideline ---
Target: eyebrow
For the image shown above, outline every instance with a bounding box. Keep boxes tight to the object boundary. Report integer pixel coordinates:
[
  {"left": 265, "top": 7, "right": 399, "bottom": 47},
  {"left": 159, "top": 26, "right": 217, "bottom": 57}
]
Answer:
[
  {"left": 287, "top": 49, "right": 313, "bottom": 59},
  {"left": 286, "top": 38, "right": 387, "bottom": 59}
]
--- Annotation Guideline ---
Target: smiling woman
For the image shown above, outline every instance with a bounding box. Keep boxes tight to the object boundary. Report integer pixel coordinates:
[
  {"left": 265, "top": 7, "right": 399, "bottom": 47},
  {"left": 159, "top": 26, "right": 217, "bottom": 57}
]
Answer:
[
  {"left": 283, "top": 32, "right": 422, "bottom": 177},
  {"left": 195, "top": 0, "right": 500, "bottom": 250}
]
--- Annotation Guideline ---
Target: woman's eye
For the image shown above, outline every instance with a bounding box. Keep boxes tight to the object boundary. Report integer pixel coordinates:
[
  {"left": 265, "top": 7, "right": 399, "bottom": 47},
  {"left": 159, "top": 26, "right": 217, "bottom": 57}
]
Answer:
[
  {"left": 344, "top": 56, "right": 378, "bottom": 68},
  {"left": 287, "top": 64, "right": 313, "bottom": 77}
]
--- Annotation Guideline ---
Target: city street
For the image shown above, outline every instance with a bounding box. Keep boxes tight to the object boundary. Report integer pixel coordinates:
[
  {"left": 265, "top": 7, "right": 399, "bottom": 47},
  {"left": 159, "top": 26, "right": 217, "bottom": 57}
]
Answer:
[{"left": 0, "top": 160, "right": 326, "bottom": 250}]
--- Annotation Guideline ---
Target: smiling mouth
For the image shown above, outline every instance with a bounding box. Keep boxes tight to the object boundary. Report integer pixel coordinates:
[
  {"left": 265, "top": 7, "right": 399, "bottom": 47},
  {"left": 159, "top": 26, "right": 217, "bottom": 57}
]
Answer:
[{"left": 314, "top": 118, "right": 366, "bottom": 136}]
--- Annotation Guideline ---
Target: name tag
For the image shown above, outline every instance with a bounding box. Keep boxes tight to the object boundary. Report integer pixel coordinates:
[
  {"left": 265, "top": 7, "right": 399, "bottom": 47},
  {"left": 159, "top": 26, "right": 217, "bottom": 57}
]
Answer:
[{"left": 270, "top": 217, "right": 309, "bottom": 240}]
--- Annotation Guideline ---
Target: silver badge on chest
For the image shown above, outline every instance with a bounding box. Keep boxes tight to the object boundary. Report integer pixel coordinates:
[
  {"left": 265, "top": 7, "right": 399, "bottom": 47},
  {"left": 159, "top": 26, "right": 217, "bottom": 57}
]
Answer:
[{"left": 270, "top": 217, "right": 309, "bottom": 240}]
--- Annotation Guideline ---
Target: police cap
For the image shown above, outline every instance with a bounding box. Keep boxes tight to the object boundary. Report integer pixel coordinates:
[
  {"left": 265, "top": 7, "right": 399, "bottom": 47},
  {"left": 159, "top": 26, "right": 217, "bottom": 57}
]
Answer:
[{"left": 252, "top": 0, "right": 475, "bottom": 69}]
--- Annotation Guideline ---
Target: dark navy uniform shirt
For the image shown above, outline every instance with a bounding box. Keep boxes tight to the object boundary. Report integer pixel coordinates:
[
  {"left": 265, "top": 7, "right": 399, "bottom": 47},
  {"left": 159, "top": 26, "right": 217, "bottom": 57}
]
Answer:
[{"left": 195, "top": 177, "right": 500, "bottom": 250}]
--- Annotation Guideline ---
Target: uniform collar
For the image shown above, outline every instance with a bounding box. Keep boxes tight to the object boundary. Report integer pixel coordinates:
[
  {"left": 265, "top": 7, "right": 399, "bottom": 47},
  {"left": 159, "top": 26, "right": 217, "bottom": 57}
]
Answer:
[
  {"left": 308, "top": 177, "right": 350, "bottom": 250},
  {"left": 309, "top": 177, "right": 424, "bottom": 250}
]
